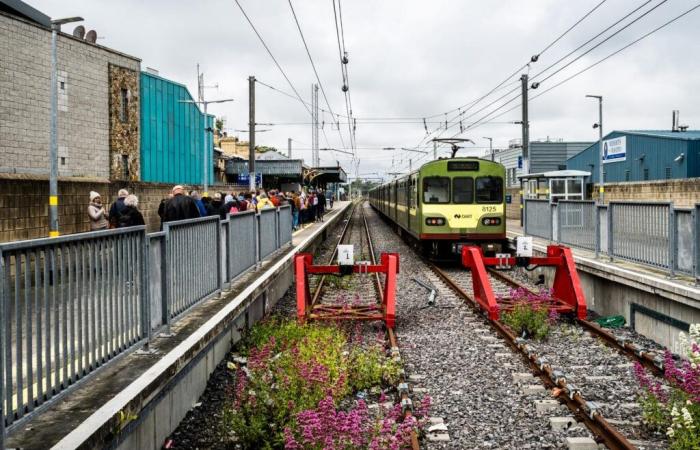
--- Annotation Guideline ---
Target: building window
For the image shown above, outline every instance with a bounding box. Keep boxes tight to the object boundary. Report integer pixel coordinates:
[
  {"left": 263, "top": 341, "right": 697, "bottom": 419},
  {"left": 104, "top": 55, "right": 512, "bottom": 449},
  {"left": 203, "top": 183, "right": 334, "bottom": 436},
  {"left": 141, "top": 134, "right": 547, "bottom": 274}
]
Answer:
[
  {"left": 60, "top": 157, "right": 66, "bottom": 166},
  {"left": 59, "top": 81, "right": 65, "bottom": 91},
  {"left": 122, "top": 154, "right": 130, "bottom": 178},
  {"left": 665, "top": 167, "right": 671, "bottom": 179},
  {"left": 625, "top": 170, "right": 630, "bottom": 182},
  {"left": 120, "top": 88, "right": 129, "bottom": 123},
  {"left": 643, "top": 168, "right": 649, "bottom": 181}
]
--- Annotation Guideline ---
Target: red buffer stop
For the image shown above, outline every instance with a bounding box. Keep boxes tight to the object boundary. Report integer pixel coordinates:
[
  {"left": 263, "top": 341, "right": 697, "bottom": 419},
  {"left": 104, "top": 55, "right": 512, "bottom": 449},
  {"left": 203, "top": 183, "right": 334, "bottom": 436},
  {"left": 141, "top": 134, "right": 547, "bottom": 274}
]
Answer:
[{"left": 294, "top": 252, "right": 399, "bottom": 329}]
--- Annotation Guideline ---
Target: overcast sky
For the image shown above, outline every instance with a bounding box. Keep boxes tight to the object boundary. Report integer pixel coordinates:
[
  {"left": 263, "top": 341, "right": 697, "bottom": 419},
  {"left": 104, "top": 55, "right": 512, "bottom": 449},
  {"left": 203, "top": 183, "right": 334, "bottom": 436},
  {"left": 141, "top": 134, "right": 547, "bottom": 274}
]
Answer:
[{"left": 32, "top": 0, "right": 700, "bottom": 179}]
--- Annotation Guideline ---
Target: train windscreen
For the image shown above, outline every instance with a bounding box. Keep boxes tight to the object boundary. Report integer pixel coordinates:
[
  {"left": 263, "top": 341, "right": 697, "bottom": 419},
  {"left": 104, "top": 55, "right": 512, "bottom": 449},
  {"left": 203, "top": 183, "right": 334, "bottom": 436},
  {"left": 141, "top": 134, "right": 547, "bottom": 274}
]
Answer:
[
  {"left": 475, "top": 177, "right": 503, "bottom": 204},
  {"left": 423, "top": 177, "right": 450, "bottom": 203},
  {"left": 452, "top": 177, "right": 474, "bottom": 204}
]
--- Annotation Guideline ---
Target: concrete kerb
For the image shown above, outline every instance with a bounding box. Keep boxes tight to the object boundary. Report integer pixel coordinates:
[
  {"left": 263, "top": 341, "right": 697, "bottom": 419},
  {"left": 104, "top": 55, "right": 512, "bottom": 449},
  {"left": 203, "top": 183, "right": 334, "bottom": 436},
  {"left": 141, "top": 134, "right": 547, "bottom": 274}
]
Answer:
[{"left": 48, "top": 202, "right": 352, "bottom": 450}]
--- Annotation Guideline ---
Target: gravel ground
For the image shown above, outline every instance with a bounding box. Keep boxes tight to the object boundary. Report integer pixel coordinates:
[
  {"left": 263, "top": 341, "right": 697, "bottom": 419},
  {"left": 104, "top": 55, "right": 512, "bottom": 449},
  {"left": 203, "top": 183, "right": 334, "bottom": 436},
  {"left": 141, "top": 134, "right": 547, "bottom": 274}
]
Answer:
[
  {"left": 362, "top": 202, "right": 597, "bottom": 449},
  {"left": 442, "top": 262, "right": 670, "bottom": 448}
]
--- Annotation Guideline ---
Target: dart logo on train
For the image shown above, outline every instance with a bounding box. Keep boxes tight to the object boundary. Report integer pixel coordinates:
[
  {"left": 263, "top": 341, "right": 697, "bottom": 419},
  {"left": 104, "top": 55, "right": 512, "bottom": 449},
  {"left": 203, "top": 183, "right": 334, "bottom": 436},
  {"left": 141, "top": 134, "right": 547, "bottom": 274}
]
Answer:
[{"left": 369, "top": 157, "right": 507, "bottom": 259}]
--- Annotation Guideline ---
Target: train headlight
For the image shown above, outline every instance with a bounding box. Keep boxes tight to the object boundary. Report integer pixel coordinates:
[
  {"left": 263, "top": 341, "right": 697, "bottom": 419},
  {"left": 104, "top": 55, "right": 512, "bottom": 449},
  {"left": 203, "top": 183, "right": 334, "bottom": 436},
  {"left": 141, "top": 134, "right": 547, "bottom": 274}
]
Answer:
[
  {"left": 425, "top": 217, "right": 445, "bottom": 226},
  {"left": 481, "top": 217, "right": 501, "bottom": 226}
]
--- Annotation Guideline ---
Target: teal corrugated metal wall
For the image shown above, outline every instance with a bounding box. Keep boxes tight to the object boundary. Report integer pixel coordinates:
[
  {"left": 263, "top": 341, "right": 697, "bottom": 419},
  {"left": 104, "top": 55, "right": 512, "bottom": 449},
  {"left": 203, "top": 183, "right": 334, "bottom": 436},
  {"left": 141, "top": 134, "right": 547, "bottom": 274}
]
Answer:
[
  {"left": 140, "top": 72, "right": 214, "bottom": 185},
  {"left": 566, "top": 131, "right": 694, "bottom": 183}
]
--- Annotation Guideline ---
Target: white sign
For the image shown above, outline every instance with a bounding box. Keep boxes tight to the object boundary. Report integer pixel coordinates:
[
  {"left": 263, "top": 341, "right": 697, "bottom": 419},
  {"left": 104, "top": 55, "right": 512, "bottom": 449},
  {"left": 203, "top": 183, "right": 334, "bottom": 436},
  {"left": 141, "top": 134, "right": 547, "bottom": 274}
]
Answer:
[
  {"left": 516, "top": 237, "right": 533, "bottom": 258},
  {"left": 337, "top": 245, "right": 354, "bottom": 265},
  {"left": 602, "top": 136, "right": 626, "bottom": 164}
]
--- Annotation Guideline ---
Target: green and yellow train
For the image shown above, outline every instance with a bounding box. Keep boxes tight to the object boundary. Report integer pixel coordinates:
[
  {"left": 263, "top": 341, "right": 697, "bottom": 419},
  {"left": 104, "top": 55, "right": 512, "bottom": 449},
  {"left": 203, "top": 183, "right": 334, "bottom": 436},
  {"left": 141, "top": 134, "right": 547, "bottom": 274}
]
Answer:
[{"left": 368, "top": 157, "right": 507, "bottom": 258}]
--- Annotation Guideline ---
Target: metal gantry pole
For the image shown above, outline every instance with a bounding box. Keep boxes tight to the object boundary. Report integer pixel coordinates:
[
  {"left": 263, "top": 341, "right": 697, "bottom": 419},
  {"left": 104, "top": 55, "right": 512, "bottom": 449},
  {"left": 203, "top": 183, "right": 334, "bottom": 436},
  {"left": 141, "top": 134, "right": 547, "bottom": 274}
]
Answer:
[
  {"left": 203, "top": 101, "right": 208, "bottom": 195},
  {"left": 287, "top": 137, "right": 292, "bottom": 159},
  {"left": 433, "top": 140, "right": 437, "bottom": 160},
  {"left": 598, "top": 97, "right": 604, "bottom": 203},
  {"left": 49, "top": 25, "right": 59, "bottom": 237},
  {"left": 520, "top": 74, "right": 529, "bottom": 176},
  {"left": 248, "top": 76, "right": 256, "bottom": 192}
]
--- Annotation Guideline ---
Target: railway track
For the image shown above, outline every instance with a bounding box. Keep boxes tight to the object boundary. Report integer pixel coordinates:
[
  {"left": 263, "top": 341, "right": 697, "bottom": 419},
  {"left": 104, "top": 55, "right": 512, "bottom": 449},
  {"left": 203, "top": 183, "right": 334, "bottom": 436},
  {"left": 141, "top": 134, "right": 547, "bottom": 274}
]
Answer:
[
  {"left": 309, "top": 201, "right": 421, "bottom": 450},
  {"left": 429, "top": 264, "right": 670, "bottom": 450}
]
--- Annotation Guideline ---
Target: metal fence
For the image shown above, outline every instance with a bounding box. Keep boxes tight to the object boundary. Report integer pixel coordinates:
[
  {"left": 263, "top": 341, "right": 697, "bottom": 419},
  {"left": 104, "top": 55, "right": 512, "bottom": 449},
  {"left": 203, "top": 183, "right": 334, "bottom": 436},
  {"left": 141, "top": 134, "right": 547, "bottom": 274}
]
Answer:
[
  {"left": 524, "top": 199, "right": 552, "bottom": 240},
  {"left": 0, "top": 227, "right": 147, "bottom": 426},
  {"left": 258, "top": 209, "right": 278, "bottom": 260},
  {"left": 524, "top": 200, "right": 700, "bottom": 280},
  {"left": 557, "top": 201, "right": 596, "bottom": 251},
  {"left": 0, "top": 206, "right": 294, "bottom": 434}
]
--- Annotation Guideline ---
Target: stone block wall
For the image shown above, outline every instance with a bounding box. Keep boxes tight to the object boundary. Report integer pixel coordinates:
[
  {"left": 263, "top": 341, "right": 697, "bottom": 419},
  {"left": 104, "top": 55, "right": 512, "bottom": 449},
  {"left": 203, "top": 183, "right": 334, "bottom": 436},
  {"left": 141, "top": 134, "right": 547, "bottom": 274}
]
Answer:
[
  {"left": 593, "top": 178, "right": 700, "bottom": 207},
  {"left": 0, "top": 12, "right": 140, "bottom": 179},
  {"left": 108, "top": 64, "right": 140, "bottom": 181}
]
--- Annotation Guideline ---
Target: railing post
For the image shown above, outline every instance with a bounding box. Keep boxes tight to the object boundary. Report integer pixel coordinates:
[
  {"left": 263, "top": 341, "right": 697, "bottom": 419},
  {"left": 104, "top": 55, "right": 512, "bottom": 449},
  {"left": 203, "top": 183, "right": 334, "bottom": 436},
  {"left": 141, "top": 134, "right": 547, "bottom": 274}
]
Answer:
[
  {"left": 608, "top": 202, "right": 614, "bottom": 262},
  {"left": 255, "top": 213, "right": 261, "bottom": 268},
  {"left": 142, "top": 231, "right": 152, "bottom": 344},
  {"left": 0, "top": 247, "right": 5, "bottom": 448},
  {"left": 276, "top": 208, "right": 281, "bottom": 251},
  {"left": 216, "top": 218, "right": 223, "bottom": 293},
  {"left": 694, "top": 204, "right": 700, "bottom": 284},
  {"left": 595, "top": 205, "right": 601, "bottom": 258},
  {"left": 669, "top": 204, "right": 676, "bottom": 278},
  {"left": 162, "top": 224, "right": 172, "bottom": 335},
  {"left": 226, "top": 216, "right": 233, "bottom": 284}
]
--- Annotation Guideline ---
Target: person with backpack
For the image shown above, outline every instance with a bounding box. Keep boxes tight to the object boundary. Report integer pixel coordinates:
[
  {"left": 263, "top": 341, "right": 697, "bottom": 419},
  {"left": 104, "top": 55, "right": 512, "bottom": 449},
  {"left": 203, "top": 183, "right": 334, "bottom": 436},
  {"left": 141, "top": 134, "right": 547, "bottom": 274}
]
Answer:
[
  {"left": 118, "top": 194, "right": 145, "bottom": 228},
  {"left": 109, "top": 188, "right": 129, "bottom": 228}
]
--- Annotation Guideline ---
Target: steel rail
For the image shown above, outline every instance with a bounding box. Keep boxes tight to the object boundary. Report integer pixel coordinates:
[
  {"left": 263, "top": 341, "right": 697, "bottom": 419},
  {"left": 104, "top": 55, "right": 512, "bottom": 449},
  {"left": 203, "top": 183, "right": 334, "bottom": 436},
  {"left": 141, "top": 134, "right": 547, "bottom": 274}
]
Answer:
[
  {"left": 431, "top": 263, "right": 637, "bottom": 450},
  {"left": 487, "top": 268, "right": 664, "bottom": 377}
]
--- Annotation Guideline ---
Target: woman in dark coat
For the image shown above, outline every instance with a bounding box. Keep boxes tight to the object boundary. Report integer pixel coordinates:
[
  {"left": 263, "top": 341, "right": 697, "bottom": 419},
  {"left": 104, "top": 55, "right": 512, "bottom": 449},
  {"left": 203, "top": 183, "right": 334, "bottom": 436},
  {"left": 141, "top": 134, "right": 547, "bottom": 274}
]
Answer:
[{"left": 118, "top": 194, "right": 146, "bottom": 228}]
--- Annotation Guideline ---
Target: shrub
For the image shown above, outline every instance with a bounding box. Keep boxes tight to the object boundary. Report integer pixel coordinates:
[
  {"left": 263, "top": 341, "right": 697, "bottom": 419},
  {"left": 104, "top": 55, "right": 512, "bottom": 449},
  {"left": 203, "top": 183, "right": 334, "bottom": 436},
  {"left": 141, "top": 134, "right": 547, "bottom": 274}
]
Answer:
[
  {"left": 634, "top": 324, "right": 700, "bottom": 450},
  {"left": 500, "top": 288, "right": 554, "bottom": 340},
  {"left": 222, "top": 319, "right": 425, "bottom": 449}
]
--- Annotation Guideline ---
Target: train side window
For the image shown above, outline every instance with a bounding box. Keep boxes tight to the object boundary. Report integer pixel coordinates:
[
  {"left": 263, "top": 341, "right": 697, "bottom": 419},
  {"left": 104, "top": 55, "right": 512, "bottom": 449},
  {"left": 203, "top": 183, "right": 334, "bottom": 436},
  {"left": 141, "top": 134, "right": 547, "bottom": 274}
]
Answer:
[
  {"left": 452, "top": 177, "right": 474, "bottom": 204},
  {"left": 475, "top": 176, "right": 503, "bottom": 204},
  {"left": 423, "top": 177, "right": 450, "bottom": 204}
]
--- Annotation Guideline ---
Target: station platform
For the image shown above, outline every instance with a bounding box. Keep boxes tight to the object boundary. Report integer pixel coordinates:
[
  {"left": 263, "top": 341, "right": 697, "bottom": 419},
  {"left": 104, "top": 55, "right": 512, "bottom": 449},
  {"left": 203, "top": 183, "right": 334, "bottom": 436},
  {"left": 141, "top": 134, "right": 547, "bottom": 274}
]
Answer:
[
  {"left": 8, "top": 202, "right": 351, "bottom": 450},
  {"left": 506, "top": 218, "right": 700, "bottom": 350}
]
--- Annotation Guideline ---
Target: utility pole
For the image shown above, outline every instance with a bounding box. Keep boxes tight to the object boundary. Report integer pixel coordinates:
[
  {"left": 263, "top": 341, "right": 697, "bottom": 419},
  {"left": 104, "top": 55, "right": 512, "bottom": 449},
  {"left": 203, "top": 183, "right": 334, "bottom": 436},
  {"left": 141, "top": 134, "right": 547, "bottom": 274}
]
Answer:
[
  {"left": 520, "top": 74, "right": 529, "bottom": 175},
  {"left": 409, "top": 158, "right": 412, "bottom": 173},
  {"left": 483, "top": 137, "right": 493, "bottom": 161},
  {"left": 586, "top": 95, "right": 604, "bottom": 203},
  {"left": 433, "top": 140, "right": 437, "bottom": 160},
  {"left": 311, "top": 84, "right": 320, "bottom": 167},
  {"left": 48, "top": 16, "right": 83, "bottom": 237},
  {"left": 248, "top": 76, "right": 256, "bottom": 191},
  {"left": 287, "top": 138, "right": 292, "bottom": 159}
]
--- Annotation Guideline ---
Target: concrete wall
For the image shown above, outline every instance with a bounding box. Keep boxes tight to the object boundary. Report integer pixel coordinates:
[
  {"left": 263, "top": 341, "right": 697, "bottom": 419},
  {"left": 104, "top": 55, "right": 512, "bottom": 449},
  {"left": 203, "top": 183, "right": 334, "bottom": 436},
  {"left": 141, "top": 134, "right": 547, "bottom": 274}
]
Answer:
[
  {"left": 0, "top": 11, "right": 140, "bottom": 179},
  {"left": 0, "top": 175, "right": 209, "bottom": 242},
  {"left": 592, "top": 178, "right": 700, "bottom": 207}
]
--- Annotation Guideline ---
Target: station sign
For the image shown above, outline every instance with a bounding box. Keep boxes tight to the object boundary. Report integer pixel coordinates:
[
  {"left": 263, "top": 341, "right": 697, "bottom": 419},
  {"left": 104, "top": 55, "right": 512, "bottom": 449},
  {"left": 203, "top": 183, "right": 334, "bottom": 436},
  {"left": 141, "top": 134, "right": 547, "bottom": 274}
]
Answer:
[
  {"left": 238, "top": 172, "right": 263, "bottom": 186},
  {"left": 602, "top": 136, "right": 626, "bottom": 164}
]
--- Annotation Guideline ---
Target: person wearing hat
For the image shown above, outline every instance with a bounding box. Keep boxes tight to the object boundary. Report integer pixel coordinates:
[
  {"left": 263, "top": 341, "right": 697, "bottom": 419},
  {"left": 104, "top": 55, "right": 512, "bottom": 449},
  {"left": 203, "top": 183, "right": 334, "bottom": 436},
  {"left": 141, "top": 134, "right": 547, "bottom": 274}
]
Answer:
[
  {"left": 88, "top": 191, "right": 109, "bottom": 231},
  {"left": 162, "top": 185, "right": 201, "bottom": 223}
]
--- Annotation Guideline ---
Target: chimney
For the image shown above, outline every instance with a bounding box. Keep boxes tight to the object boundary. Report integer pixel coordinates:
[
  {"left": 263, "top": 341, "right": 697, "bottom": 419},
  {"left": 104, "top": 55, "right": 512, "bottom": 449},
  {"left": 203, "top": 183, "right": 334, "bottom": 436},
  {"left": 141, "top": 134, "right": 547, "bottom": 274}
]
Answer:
[{"left": 672, "top": 110, "right": 680, "bottom": 132}]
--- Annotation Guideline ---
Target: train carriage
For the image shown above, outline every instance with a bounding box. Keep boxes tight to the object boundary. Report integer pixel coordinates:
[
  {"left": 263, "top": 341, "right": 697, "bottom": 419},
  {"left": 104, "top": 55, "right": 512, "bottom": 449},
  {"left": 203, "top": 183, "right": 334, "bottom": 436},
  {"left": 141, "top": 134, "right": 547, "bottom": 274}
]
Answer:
[{"left": 369, "top": 157, "right": 506, "bottom": 258}]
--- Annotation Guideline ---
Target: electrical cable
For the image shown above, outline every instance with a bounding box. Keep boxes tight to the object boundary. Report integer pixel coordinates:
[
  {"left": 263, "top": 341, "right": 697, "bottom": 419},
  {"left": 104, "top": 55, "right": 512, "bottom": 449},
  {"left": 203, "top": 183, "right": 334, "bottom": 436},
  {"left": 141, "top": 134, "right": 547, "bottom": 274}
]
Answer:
[
  {"left": 288, "top": 0, "right": 348, "bottom": 150},
  {"left": 233, "top": 0, "right": 311, "bottom": 115}
]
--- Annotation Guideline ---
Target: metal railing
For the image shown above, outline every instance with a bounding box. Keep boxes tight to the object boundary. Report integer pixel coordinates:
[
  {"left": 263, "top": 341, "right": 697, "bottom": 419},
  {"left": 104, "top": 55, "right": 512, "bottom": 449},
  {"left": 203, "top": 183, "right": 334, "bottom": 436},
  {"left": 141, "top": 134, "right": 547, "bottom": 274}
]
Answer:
[
  {"left": 524, "top": 199, "right": 552, "bottom": 240},
  {"left": 524, "top": 200, "right": 700, "bottom": 279},
  {"left": 0, "top": 227, "right": 148, "bottom": 427},
  {"left": 0, "top": 206, "right": 294, "bottom": 435}
]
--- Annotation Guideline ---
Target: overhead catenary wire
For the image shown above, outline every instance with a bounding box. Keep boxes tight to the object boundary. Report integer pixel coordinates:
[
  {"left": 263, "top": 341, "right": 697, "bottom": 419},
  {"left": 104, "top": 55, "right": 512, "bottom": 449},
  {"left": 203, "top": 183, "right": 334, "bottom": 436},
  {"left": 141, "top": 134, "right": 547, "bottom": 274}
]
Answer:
[
  {"left": 287, "top": 0, "right": 348, "bottom": 150},
  {"left": 234, "top": 0, "right": 311, "bottom": 115},
  {"left": 332, "top": 0, "right": 356, "bottom": 153}
]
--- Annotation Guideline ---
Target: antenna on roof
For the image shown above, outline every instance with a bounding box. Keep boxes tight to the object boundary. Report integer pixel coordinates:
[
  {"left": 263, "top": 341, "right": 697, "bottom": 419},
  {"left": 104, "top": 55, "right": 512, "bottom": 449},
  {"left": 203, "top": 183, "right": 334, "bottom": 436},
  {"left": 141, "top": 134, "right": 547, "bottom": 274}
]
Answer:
[{"left": 72, "top": 25, "right": 85, "bottom": 39}]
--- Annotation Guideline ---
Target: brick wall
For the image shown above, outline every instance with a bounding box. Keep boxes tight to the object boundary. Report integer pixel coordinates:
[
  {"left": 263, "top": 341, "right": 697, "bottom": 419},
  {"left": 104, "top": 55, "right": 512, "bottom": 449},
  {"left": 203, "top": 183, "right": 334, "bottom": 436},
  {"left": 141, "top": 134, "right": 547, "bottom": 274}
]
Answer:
[
  {"left": 0, "top": 12, "right": 140, "bottom": 179},
  {"left": 593, "top": 178, "right": 700, "bottom": 207},
  {"left": 0, "top": 176, "right": 210, "bottom": 243}
]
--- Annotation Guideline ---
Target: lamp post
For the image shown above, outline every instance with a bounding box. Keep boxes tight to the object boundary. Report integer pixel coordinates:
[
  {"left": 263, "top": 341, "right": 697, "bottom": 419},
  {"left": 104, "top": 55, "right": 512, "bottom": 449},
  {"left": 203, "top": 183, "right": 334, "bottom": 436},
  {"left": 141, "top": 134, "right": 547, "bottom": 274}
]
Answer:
[
  {"left": 49, "top": 16, "right": 83, "bottom": 237},
  {"left": 586, "top": 95, "right": 604, "bottom": 203},
  {"left": 179, "top": 98, "right": 233, "bottom": 194},
  {"left": 483, "top": 137, "right": 493, "bottom": 161}
]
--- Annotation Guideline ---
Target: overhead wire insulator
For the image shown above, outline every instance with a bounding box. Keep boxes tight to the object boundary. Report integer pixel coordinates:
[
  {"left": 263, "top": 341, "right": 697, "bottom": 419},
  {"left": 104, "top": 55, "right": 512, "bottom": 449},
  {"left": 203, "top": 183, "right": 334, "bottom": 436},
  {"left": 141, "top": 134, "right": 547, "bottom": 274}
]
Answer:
[
  {"left": 342, "top": 84, "right": 349, "bottom": 92},
  {"left": 423, "top": 118, "right": 428, "bottom": 135},
  {"left": 342, "top": 52, "right": 349, "bottom": 64}
]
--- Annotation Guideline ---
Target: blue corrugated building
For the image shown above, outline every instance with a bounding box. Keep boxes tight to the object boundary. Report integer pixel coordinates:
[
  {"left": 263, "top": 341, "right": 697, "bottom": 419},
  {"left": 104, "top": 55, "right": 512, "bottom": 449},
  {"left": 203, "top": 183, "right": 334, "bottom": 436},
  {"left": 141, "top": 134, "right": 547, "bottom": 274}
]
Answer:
[
  {"left": 140, "top": 71, "right": 214, "bottom": 185},
  {"left": 566, "top": 130, "right": 700, "bottom": 183}
]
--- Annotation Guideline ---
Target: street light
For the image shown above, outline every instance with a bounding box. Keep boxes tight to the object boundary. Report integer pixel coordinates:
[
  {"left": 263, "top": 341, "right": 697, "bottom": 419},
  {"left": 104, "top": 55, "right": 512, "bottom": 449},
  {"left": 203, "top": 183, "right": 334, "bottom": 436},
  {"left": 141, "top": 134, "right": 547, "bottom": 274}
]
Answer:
[
  {"left": 48, "top": 16, "right": 83, "bottom": 237},
  {"left": 179, "top": 98, "right": 234, "bottom": 194},
  {"left": 586, "top": 95, "right": 603, "bottom": 203},
  {"left": 483, "top": 137, "right": 493, "bottom": 161}
]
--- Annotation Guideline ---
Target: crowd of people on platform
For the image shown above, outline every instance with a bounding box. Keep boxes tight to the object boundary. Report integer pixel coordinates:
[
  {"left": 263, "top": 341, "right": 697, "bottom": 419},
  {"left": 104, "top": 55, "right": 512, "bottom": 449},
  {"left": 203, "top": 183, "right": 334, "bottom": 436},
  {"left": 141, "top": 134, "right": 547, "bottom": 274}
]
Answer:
[{"left": 88, "top": 186, "right": 335, "bottom": 232}]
